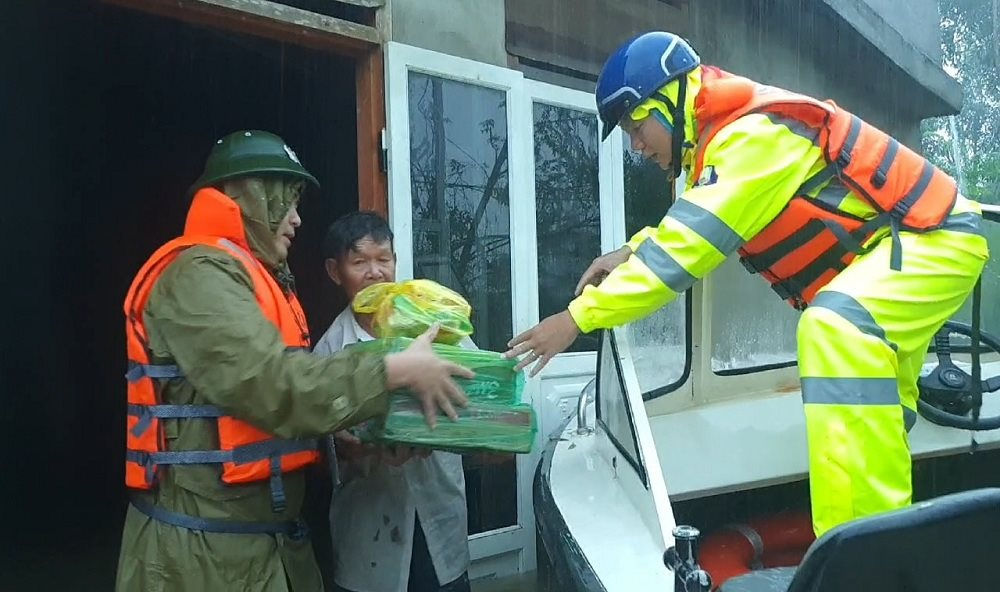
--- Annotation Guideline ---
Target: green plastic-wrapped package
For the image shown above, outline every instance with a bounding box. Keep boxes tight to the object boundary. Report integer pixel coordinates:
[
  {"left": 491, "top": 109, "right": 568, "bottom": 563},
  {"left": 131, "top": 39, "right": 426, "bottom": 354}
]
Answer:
[
  {"left": 379, "top": 399, "right": 535, "bottom": 454},
  {"left": 351, "top": 337, "right": 536, "bottom": 453}
]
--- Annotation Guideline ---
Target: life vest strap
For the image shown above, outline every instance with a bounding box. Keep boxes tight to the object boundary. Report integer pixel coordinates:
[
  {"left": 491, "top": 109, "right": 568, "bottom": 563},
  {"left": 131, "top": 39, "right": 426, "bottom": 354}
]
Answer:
[
  {"left": 769, "top": 280, "right": 804, "bottom": 309},
  {"left": 130, "top": 494, "right": 308, "bottom": 539},
  {"left": 127, "top": 438, "right": 318, "bottom": 469},
  {"left": 771, "top": 247, "right": 851, "bottom": 310},
  {"left": 795, "top": 115, "right": 863, "bottom": 199},
  {"left": 836, "top": 115, "right": 863, "bottom": 168},
  {"left": 269, "top": 456, "right": 287, "bottom": 514},
  {"left": 229, "top": 438, "right": 319, "bottom": 463},
  {"left": 125, "top": 361, "right": 183, "bottom": 383},
  {"left": 127, "top": 403, "right": 225, "bottom": 438},
  {"left": 872, "top": 138, "right": 899, "bottom": 189},
  {"left": 749, "top": 212, "right": 889, "bottom": 307},
  {"left": 127, "top": 448, "right": 225, "bottom": 488},
  {"left": 127, "top": 347, "right": 306, "bottom": 386},
  {"left": 891, "top": 161, "right": 935, "bottom": 221},
  {"left": 741, "top": 219, "right": 828, "bottom": 274},
  {"left": 797, "top": 162, "right": 838, "bottom": 199},
  {"left": 127, "top": 438, "right": 317, "bottom": 511},
  {"left": 822, "top": 213, "right": 889, "bottom": 257},
  {"left": 890, "top": 216, "right": 903, "bottom": 271}
]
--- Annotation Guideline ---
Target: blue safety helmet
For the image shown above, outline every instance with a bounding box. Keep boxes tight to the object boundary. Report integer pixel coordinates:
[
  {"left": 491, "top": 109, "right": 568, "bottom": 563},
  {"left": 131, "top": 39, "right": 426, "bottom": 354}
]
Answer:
[{"left": 596, "top": 32, "right": 700, "bottom": 141}]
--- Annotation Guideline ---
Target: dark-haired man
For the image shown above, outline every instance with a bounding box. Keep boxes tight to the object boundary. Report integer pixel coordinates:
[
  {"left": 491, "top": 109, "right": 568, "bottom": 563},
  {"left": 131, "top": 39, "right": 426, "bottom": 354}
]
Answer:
[{"left": 314, "top": 211, "right": 472, "bottom": 592}]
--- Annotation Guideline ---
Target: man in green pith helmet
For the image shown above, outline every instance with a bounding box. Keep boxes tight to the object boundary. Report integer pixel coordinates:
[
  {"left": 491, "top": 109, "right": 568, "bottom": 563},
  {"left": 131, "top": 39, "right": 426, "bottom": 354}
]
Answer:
[{"left": 116, "top": 130, "right": 473, "bottom": 592}]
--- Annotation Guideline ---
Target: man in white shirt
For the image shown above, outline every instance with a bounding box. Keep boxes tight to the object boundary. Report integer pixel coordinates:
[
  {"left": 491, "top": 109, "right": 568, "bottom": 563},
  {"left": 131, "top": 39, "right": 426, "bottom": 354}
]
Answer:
[{"left": 313, "top": 211, "right": 472, "bottom": 592}]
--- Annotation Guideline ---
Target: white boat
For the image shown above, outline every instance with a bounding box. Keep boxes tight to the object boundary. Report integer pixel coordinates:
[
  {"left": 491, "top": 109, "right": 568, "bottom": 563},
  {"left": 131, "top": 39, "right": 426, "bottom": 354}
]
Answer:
[{"left": 534, "top": 206, "right": 1000, "bottom": 591}]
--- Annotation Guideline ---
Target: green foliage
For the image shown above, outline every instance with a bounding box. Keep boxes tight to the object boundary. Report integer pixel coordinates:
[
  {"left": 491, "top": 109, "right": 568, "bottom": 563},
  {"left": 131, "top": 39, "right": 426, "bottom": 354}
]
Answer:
[
  {"left": 922, "top": 0, "right": 1000, "bottom": 333},
  {"left": 921, "top": 0, "right": 999, "bottom": 203}
]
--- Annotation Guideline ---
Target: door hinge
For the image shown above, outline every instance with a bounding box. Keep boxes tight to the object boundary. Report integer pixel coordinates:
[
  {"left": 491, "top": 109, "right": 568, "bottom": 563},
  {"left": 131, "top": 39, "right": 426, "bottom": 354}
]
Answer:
[{"left": 380, "top": 128, "right": 388, "bottom": 173}]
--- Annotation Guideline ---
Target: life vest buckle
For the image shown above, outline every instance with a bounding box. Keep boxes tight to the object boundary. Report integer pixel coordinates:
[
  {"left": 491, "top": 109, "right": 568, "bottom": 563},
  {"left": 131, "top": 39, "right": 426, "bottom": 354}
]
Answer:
[
  {"left": 739, "top": 256, "right": 760, "bottom": 275},
  {"left": 770, "top": 279, "right": 806, "bottom": 310},
  {"left": 891, "top": 202, "right": 912, "bottom": 219},
  {"left": 289, "top": 519, "right": 309, "bottom": 541},
  {"left": 872, "top": 169, "right": 888, "bottom": 189},
  {"left": 835, "top": 149, "right": 852, "bottom": 171},
  {"left": 129, "top": 405, "right": 154, "bottom": 438},
  {"left": 127, "top": 450, "right": 158, "bottom": 485}
]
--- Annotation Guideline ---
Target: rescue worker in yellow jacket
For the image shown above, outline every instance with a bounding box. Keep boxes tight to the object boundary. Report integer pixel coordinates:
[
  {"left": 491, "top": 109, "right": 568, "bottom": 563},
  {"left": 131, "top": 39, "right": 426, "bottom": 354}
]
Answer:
[
  {"left": 505, "top": 32, "right": 989, "bottom": 537},
  {"left": 116, "top": 130, "right": 472, "bottom": 591}
]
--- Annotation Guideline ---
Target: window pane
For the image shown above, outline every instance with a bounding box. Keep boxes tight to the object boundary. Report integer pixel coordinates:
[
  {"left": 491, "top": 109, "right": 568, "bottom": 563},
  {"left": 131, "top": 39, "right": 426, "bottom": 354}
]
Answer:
[
  {"left": 622, "top": 146, "right": 687, "bottom": 396},
  {"left": 711, "top": 258, "right": 800, "bottom": 372},
  {"left": 623, "top": 146, "right": 670, "bottom": 238},
  {"left": 624, "top": 303, "right": 686, "bottom": 395},
  {"left": 952, "top": 222, "right": 1000, "bottom": 337},
  {"left": 407, "top": 73, "right": 512, "bottom": 353},
  {"left": 534, "top": 102, "right": 600, "bottom": 352},
  {"left": 597, "top": 332, "right": 641, "bottom": 474},
  {"left": 407, "top": 72, "right": 516, "bottom": 534}
]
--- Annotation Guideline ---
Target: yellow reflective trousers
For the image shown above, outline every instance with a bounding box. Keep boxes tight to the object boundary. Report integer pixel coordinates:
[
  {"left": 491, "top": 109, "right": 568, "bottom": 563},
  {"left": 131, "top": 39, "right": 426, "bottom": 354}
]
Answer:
[{"left": 798, "top": 208, "right": 989, "bottom": 536}]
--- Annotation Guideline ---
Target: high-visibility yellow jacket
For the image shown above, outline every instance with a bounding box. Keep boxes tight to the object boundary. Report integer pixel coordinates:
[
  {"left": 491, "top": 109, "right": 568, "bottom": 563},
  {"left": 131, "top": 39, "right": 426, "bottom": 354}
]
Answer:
[{"left": 568, "top": 70, "right": 976, "bottom": 333}]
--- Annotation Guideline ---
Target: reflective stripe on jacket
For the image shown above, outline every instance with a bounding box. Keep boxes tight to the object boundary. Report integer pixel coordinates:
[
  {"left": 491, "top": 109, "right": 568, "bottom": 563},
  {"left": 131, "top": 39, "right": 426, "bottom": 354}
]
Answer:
[{"left": 569, "top": 66, "right": 957, "bottom": 330}]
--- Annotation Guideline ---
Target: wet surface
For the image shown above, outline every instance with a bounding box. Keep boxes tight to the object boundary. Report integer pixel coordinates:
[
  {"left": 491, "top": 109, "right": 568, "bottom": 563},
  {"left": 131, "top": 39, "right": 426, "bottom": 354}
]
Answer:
[
  {"left": 4, "top": 534, "right": 120, "bottom": 591},
  {"left": 472, "top": 572, "right": 547, "bottom": 592}
]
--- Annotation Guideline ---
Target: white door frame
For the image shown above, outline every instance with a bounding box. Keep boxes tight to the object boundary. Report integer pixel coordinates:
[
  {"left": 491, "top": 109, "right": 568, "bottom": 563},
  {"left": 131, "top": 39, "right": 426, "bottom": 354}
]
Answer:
[
  {"left": 385, "top": 41, "right": 535, "bottom": 579},
  {"left": 385, "top": 42, "right": 627, "bottom": 578}
]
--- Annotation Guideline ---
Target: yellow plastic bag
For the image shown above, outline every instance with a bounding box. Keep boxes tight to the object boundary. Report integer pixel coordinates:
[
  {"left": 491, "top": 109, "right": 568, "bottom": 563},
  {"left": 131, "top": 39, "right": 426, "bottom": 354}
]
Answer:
[{"left": 352, "top": 279, "right": 473, "bottom": 344}]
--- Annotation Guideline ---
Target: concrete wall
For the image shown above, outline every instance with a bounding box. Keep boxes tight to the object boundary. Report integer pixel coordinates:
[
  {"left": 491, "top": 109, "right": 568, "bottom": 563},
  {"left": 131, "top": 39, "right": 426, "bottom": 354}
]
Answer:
[
  {"left": 818, "top": 0, "right": 960, "bottom": 115},
  {"left": 505, "top": 0, "right": 691, "bottom": 79},
  {"left": 389, "top": 0, "right": 507, "bottom": 67},
  {"left": 690, "top": 0, "right": 927, "bottom": 148},
  {"left": 387, "top": 0, "right": 954, "bottom": 151},
  {"left": 503, "top": 0, "right": 954, "bottom": 149},
  {"left": 862, "top": 0, "right": 942, "bottom": 63}
]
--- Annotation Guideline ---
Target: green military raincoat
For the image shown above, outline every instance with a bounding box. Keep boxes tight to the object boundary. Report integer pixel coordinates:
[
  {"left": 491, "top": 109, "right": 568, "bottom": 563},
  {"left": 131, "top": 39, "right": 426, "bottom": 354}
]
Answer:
[{"left": 116, "top": 182, "right": 391, "bottom": 591}]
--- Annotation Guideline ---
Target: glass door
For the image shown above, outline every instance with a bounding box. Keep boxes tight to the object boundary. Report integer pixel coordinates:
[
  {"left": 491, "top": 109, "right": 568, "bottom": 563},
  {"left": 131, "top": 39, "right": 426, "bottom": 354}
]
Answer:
[{"left": 385, "top": 41, "right": 533, "bottom": 579}]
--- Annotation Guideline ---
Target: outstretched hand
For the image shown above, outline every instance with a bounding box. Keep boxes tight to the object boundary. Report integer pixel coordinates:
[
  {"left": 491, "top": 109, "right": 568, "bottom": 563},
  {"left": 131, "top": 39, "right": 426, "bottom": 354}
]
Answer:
[
  {"left": 575, "top": 246, "right": 631, "bottom": 296},
  {"left": 504, "top": 311, "right": 581, "bottom": 377}
]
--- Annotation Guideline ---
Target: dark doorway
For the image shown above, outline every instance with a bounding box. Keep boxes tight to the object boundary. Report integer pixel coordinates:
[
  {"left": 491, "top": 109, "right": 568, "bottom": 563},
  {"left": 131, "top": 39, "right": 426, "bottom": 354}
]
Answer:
[{"left": 3, "top": 2, "right": 357, "bottom": 588}]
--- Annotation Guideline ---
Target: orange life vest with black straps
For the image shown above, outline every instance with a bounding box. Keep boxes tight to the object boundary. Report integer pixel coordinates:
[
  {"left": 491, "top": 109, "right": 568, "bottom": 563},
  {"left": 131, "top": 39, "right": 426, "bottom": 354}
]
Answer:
[
  {"left": 124, "top": 188, "right": 319, "bottom": 512},
  {"left": 692, "top": 66, "right": 957, "bottom": 309}
]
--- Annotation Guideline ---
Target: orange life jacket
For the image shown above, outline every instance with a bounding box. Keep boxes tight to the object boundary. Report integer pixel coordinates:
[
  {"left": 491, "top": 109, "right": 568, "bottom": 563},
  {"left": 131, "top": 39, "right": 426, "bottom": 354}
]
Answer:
[
  {"left": 124, "top": 188, "right": 318, "bottom": 512},
  {"left": 692, "top": 66, "right": 957, "bottom": 309}
]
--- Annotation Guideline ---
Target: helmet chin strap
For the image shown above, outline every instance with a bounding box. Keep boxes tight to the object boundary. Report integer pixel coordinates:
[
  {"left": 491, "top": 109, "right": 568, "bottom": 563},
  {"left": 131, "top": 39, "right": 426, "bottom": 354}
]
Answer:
[{"left": 655, "top": 75, "right": 688, "bottom": 203}]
